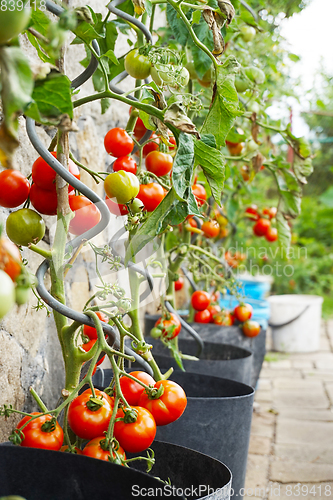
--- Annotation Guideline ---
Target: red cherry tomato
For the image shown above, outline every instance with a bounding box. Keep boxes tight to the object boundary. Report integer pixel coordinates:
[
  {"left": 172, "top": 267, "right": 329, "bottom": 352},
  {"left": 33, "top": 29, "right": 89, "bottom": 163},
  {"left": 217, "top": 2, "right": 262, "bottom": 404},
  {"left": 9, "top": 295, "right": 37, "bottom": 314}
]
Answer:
[
  {"left": 104, "top": 128, "right": 134, "bottom": 157},
  {"left": 263, "top": 207, "right": 277, "bottom": 219},
  {"left": 67, "top": 389, "right": 113, "bottom": 440},
  {"left": 174, "top": 276, "right": 184, "bottom": 291},
  {"left": 0, "top": 170, "right": 30, "bottom": 208},
  {"left": 119, "top": 371, "right": 155, "bottom": 406},
  {"left": 168, "top": 135, "right": 176, "bottom": 150},
  {"left": 265, "top": 227, "right": 278, "bottom": 242},
  {"left": 30, "top": 184, "right": 58, "bottom": 216},
  {"left": 81, "top": 339, "right": 105, "bottom": 366},
  {"left": 234, "top": 303, "right": 253, "bottom": 322},
  {"left": 16, "top": 412, "right": 64, "bottom": 450},
  {"left": 129, "top": 107, "right": 150, "bottom": 140},
  {"left": 187, "top": 217, "right": 197, "bottom": 231},
  {"left": 207, "top": 304, "right": 221, "bottom": 321},
  {"left": 114, "top": 406, "right": 156, "bottom": 453},
  {"left": 213, "top": 310, "right": 235, "bottom": 326},
  {"left": 138, "top": 380, "right": 187, "bottom": 426},
  {"left": 105, "top": 197, "right": 129, "bottom": 216},
  {"left": 191, "top": 290, "right": 211, "bottom": 311},
  {"left": 137, "top": 183, "right": 166, "bottom": 212},
  {"left": 201, "top": 220, "right": 220, "bottom": 238},
  {"left": 113, "top": 156, "right": 137, "bottom": 175},
  {"left": 0, "top": 237, "right": 22, "bottom": 282},
  {"left": 32, "top": 152, "right": 80, "bottom": 192},
  {"left": 145, "top": 151, "right": 173, "bottom": 177},
  {"left": 245, "top": 205, "right": 260, "bottom": 221},
  {"left": 253, "top": 218, "right": 270, "bottom": 237},
  {"left": 83, "top": 311, "right": 109, "bottom": 340},
  {"left": 142, "top": 135, "right": 159, "bottom": 157},
  {"left": 192, "top": 184, "right": 207, "bottom": 206},
  {"left": 242, "top": 320, "right": 261, "bottom": 337},
  {"left": 155, "top": 313, "right": 181, "bottom": 339},
  {"left": 194, "top": 309, "right": 212, "bottom": 323},
  {"left": 69, "top": 195, "right": 101, "bottom": 235},
  {"left": 82, "top": 436, "right": 126, "bottom": 462}
]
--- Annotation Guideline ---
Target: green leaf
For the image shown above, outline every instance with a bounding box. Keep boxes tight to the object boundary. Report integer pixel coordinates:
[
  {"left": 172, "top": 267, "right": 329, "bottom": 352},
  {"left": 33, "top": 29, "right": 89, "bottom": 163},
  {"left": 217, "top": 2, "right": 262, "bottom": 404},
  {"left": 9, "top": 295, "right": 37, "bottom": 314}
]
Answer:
[
  {"left": 280, "top": 191, "right": 301, "bottom": 218},
  {"left": 319, "top": 187, "right": 333, "bottom": 208},
  {"left": 293, "top": 157, "right": 313, "bottom": 185},
  {"left": 285, "top": 124, "right": 311, "bottom": 159},
  {"left": 118, "top": 0, "right": 135, "bottom": 16},
  {"left": 145, "top": 0, "right": 153, "bottom": 17},
  {"left": 201, "top": 133, "right": 216, "bottom": 148},
  {"left": 190, "top": 20, "right": 214, "bottom": 79},
  {"left": 167, "top": 4, "right": 189, "bottom": 46},
  {"left": 192, "top": 10, "right": 201, "bottom": 24},
  {"left": 103, "top": 49, "right": 119, "bottom": 65},
  {"left": 29, "top": 8, "right": 50, "bottom": 36},
  {"left": 26, "top": 32, "right": 55, "bottom": 65},
  {"left": 172, "top": 132, "right": 195, "bottom": 200},
  {"left": 201, "top": 56, "right": 240, "bottom": 148},
  {"left": 194, "top": 139, "right": 225, "bottom": 205},
  {"left": 225, "top": 127, "right": 247, "bottom": 144},
  {"left": 105, "top": 21, "right": 118, "bottom": 51},
  {"left": 276, "top": 211, "right": 291, "bottom": 254},
  {"left": 101, "top": 98, "right": 111, "bottom": 115},
  {"left": 240, "top": 9, "right": 258, "bottom": 27},
  {"left": 288, "top": 53, "right": 301, "bottom": 62},
  {"left": 277, "top": 170, "right": 300, "bottom": 192},
  {"left": 72, "top": 22, "right": 103, "bottom": 44}
]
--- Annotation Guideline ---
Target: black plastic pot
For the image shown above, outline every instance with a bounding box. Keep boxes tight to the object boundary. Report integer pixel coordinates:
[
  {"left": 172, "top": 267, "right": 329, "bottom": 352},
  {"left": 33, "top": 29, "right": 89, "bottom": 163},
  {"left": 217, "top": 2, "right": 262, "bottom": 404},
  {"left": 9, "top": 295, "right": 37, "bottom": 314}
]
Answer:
[
  {"left": 93, "top": 370, "right": 254, "bottom": 499},
  {"left": 135, "top": 329, "right": 253, "bottom": 385},
  {"left": 145, "top": 314, "right": 265, "bottom": 387},
  {"left": 0, "top": 441, "right": 231, "bottom": 500}
]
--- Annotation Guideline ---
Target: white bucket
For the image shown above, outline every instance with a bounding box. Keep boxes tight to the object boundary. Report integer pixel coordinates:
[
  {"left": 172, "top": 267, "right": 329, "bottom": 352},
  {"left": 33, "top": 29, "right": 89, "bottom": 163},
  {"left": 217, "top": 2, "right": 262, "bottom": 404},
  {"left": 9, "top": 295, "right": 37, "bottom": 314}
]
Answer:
[{"left": 268, "top": 295, "right": 323, "bottom": 353}]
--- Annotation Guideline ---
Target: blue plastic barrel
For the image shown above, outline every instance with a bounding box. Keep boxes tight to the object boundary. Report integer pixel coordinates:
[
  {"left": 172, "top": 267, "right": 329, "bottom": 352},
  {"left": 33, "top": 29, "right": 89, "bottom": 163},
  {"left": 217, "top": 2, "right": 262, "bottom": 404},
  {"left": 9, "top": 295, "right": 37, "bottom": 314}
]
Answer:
[{"left": 230, "top": 277, "right": 271, "bottom": 301}]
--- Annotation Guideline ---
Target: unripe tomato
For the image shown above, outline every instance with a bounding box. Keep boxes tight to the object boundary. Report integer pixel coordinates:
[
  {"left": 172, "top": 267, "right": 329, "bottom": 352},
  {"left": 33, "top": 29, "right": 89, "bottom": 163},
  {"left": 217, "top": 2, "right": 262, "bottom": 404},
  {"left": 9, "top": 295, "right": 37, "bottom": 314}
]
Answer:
[
  {"left": 0, "top": 2, "right": 31, "bottom": 45},
  {"left": 125, "top": 50, "right": 151, "bottom": 80},
  {"left": 119, "top": 371, "right": 155, "bottom": 406},
  {"left": 191, "top": 290, "right": 210, "bottom": 311},
  {"left": 32, "top": 152, "right": 80, "bottom": 192},
  {"left": 194, "top": 309, "right": 211, "bottom": 323},
  {"left": 244, "top": 66, "right": 265, "bottom": 85},
  {"left": 137, "top": 183, "right": 166, "bottom": 212},
  {"left": 234, "top": 303, "right": 253, "bottom": 322},
  {"left": 192, "top": 184, "right": 207, "bottom": 206},
  {"left": 0, "top": 269, "right": 15, "bottom": 319},
  {"left": 235, "top": 76, "right": 251, "bottom": 93},
  {"left": 242, "top": 320, "right": 261, "bottom": 337},
  {"left": 245, "top": 139, "right": 259, "bottom": 153},
  {"left": 113, "top": 156, "right": 137, "bottom": 175},
  {"left": 174, "top": 276, "right": 184, "bottom": 291},
  {"left": 240, "top": 26, "right": 256, "bottom": 42},
  {"left": 104, "top": 170, "right": 140, "bottom": 204},
  {"left": 201, "top": 220, "right": 220, "bottom": 238},
  {"left": 69, "top": 195, "right": 101, "bottom": 235},
  {"left": 0, "top": 170, "right": 30, "bottom": 208},
  {"left": 129, "top": 197, "right": 144, "bottom": 214},
  {"left": 197, "top": 67, "right": 214, "bottom": 87},
  {"left": 6, "top": 208, "right": 45, "bottom": 246},
  {"left": 253, "top": 218, "right": 270, "bottom": 237},
  {"left": 265, "top": 227, "right": 278, "bottom": 242},
  {"left": 0, "top": 237, "right": 22, "bottom": 282},
  {"left": 154, "top": 313, "right": 181, "bottom": 339},
  {"left": 145, "top": 151, "right": 173, "bottom": 177},
  {"left": 30, "top": 184, "right": 58, "bottom": 216},
  {"left": 104, "top": 128, "right": 134, "bottom": 158}
]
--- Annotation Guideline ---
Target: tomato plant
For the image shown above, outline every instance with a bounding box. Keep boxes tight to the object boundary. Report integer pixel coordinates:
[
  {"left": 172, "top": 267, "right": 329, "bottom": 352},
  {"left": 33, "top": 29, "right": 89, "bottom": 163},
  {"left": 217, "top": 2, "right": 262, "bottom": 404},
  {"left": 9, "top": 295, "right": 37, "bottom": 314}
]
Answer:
[
  {"left": 114, "top": 406, "right": 156, "bottom": 453},
  {"left": 265, "top": 227, "right": 278, "bottom": 242},
  {"left": 32, "top": 152, "right": 80, "bottom": 192},
  {"left": 194, "top": 309, "right": 211, "bottom": 323},
  {"left": 82, "top": 437, "right": 126, "bottom": 462},
  {"left": 234, "top": 304, "right": 253, "bottom": 323},
  {"left": 192, "top": 184, "right": 207, "bottom": 206},
  {"left": 16, "top": 413, "right": 63, "bottom": 450},
  {"left": 201, "top": 220, "right": 220, "bottom": 238},
  {"left": 30, "top": 183, "right": 58, "bottom": 216},
  {"left": 242, "top": 320, "right": 261, "bottom": 338},
  {"left": 253, "top": 218, "right": 271, "bottom": 237},
  {"left": 138, "top": 380, "right": 187, "bottom": 426},
  {"left": 0, "top": 170, "right": 30, "bottom": 208}
]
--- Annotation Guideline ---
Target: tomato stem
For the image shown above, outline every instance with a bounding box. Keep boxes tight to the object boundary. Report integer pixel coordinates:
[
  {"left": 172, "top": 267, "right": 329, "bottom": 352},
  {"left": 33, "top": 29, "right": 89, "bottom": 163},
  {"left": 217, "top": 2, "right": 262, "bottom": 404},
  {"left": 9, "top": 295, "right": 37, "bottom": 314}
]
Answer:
[{"left": 29, "top": 387, "right": 48, "bottom": 413}]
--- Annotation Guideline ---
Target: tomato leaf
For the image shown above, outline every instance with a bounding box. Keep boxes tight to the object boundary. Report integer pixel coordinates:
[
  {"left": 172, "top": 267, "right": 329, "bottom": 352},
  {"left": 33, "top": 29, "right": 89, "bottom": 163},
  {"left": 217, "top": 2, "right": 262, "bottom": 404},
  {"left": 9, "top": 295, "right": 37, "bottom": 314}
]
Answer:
[
  {"left": 293, "top": 157, "right": 313, "bottom": 185},
  {"left": 172, "top": 132, "right": 195, "bottom": 201},
  {"left": 72, "top": 21, "right": 103, "bottom": 44},
  {"left": 29, "top": 8, "right": 50, "bottom": 36},
  {"left": 285, "top": 124, "right": 312, "bottom": 159},
  {"left": 276, "top": 211, "right": 291, "bottom": 254},
  {"left": 201, "top": 56, "right": 240, "bottom": 148},
  {"left": 194, "top": 138, "right": 225, "bottom": 205},
  {"left": 166, "top": 4, "right": 189, "bottom": 46},
  {"left": 189, "top": 20, "right": 214, "bottom": 79}
]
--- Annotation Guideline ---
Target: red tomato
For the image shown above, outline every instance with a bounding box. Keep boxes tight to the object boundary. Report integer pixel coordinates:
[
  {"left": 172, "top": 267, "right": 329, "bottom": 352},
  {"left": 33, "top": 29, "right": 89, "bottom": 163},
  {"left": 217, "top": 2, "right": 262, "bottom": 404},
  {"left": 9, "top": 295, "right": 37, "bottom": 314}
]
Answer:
[
  {"left": 242, "top": 320, "right": 261, "bottom": 337},
  {"left": 234, "top": 303, "right": 253, "bottom": 322},
  {"left": 30, "top": 184, "right": 58, "bottom": 216},
  {"left": 194, "top": 309, "right": 212, "bottom": 323},
  {"left": 0, "top": 237, "right": 22, "bottom": 282},
  {"left": 0, "top": 170, "right": 30, "bottom": 208},
  {"left": 154, "top": 313, "right": 181, "bottom": 339},
  {"left": 138, "top": 380, "right": 187, "bottom": 426},
  {"left": 68, "top": 389, "right": 113, "bottom": 440},
  {"left": 104, "top": 128, "right": 134, "bottom": 157},
  {"left": 187, "top": 217, "right": 197, "bottom": 231},
  {"left": 129, "top": 107, "right": 149, "bottom": 140},
  {"left": 265, "top": 227, "right": 278, "bottom": 242},
  {"left": 174, "top": 276, "right": 184, "bottom": 291},
  {"left": 17, "top": 412, "right": 63, "bottom": 450},
  {"left": 145, "top": 151, "right": 173, "bottom": 177},
  {"left": 213, "top": 310, "right": 235, "bottom": 326},
  {"left": 191, "top": 290, "right": 211, "bottom": 311},
  {"left": 253, "top": 218, "right": 270, "bottom": 237},
  {"left": 119, "top": 371, "right": 155, "bottom": 406},
  {"left": 113, "top": 156, "right": 137, "bottom": 175},
  {"left": 83, "top": 311, "right": 109, "bottom": 340},
  {"left": 114, "top": 406, "right": 156, "bottom": 453},
  {"left": 82, "top": 436, "right": 126, "bottom": 462},
  {"left": 142, "top": 136, "right": 159, "bottom": 157},
  {"left": 192, "top": 184, "right": 207, "bottom": 206},
  {"left": 240, "top": 165, "right": 250, "bottom": 181},
  {"left": 263, "top": 207, "right": 277, "bottom": 219},
  {"left": 137, "top": 183, "right": 166, "bottom": 212},
  {"left": 32, "top": 152, "right": 80, "bottom": 192},
  {"left": 207, "top": 304, "right": 221, "bottom": 321},
  {"left": 168, "top": 135, "right": 176, "bottom": 150},
  {"left": 201, "top": 220, "right": 220, "bottom": 238},
  {"left": 105, "top": 197, "right": 129, "bottom": 216},
  {"left": 226, "top": 142, "right": 243, "bottom": 156},
  {"left": 81, "top": 339, "right": 105, "bottom": 366},
  {"left": 69, "top": 195, "right": 101, "bottom": 235},
  {"left": 245, "top": 205, "right": 259, "bottom": 220}
]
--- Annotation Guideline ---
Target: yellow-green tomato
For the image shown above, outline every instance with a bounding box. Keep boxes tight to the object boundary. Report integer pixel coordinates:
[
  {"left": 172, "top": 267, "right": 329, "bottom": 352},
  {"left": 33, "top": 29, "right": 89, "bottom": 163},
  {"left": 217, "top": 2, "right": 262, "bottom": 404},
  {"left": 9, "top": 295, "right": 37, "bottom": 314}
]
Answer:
[
  {"left": 0, "top": 2, "right": 31, "bottom": 45},
  {"left": 0, "top": 270, "right": 15, "bottom": 319},
  {"left": 177, "top": 67, "right": 190, "bottom": 87},
  {"left": 104, "top": 170, "right": 140, "bottom": 204},
  {"left": 6, "top": 209, "right": 45, "bottom": 247},
  {"left": 185, "top": 62, "right": 197, "bottom": 81},
  {"left": 150, "top": 66, "right": 163, "bottom": 86},
  {"left": 240, "top": 26, "right": 256, "bottom": 42},
  {"left": 245, "top": 66, "right": 265, "bottom": 85},
  {"left": 125, "top": 50, "right": 151, "bottom": 80},
  {"left": 235, "top": 76, "right": 251, "bottom": 93}
]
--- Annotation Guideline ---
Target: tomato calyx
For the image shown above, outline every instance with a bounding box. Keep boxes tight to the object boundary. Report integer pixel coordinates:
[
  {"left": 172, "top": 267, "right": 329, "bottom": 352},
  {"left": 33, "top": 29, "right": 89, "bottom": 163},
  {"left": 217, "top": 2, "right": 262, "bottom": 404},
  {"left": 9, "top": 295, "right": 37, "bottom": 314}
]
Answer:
[
  {"left": 41, "top": 417, "right": 57, "bottom": 433},
  {"left": 121, "top": 407, "right": 138, "bottom": 424},
  {"left": 145, "top": 384, "right": 164, "bottom": 400},
  {"left": 86, "top": 396, "right": 105, "bottom": 411}
]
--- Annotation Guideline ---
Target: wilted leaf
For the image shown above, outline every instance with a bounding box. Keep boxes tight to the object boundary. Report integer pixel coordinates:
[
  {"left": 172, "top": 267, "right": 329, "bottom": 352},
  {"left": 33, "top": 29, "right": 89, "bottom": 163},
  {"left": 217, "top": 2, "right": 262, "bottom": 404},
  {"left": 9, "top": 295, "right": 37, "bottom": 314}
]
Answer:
[
  {"left": 285, "top": 124, "right": 311, "bottom": 159},
  {"left": 194, "top": 138, "right": 225, "bottom": 205},
  {"left": 164, "top": 102, "right": 200, "bottom": 138},
  {"left": 276, "top": 211, "right": 291, "bottom": 254},
  {"left": 217, "top": 0, "right": 235, "bottom": 25},
  {"left": 172, "top": 133, "right": 195, "bottom": 200},
  {"left": 0, "top": 124, "right": 19, "bottom": 169},
  {"left": 293, "top": 157, "right": 313, "bottom": 185},
  {"left": 251, "top": 152, "right": 265, "bottom": 173},
  {"left": 202, "top": 8, "right": 225, "bottom": 56}
]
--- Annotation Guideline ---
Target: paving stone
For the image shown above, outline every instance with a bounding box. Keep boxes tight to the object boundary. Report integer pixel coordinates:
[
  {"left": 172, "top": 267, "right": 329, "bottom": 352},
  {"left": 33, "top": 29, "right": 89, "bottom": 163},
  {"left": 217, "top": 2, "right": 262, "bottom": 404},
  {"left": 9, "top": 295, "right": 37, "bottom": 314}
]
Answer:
[
  {"left": 291, "top": 360, "right": 314, "bottom": 369},
  {"left": 272, "top": 379, "right": 324, "bottom": 390},
  {"left": 290, "top": 353, "right": 333, "bottom": 362},
  {"left": 326, "top": 383, "right": 333, "bottom": 404},
  {"left": 270, "top": 459, "right": 333, "bottom": 483},
  {"left": 251, "top": 414, "right": 275, "bottom": 439},
  {"left": 267, "top": 360, "right": 292, "bottom": 369},
  {"left": 255, "top": 390, "right": 274, "bottom": 403},
  {"left": 303, "top": 371, "right": 333, "bottom": 381},
  {"left": 245, "top": 454, "right": 270, "bottom": 492},
  {"left": 320, "top": 336, "right": 331, "bottom": 352},
  {"left": 276, "top": 418, "right": 333, "bottom": 446},
  {"left": 276, "top": 408, "right": 333, "bottom": 422},
  {"left": 274, "top": 382, "right": 329, "bottom": 409},
  {"left": 257, "top": 378, "right": 272, "bottom": 391},
  {"left": 260, "top": 369, "right": 302, "bottom": 379},
  {"left": 274, "top": 443, "right": 333, "bottom": 464},
  {"left": 315, "top": 360, "right": 333, "bottom": 371},
  {"left": 249, "top": 435, "right": 271, "bottom": 455},
  {"left": 268, "top": 482, "right": 333, "bottom": 500}
]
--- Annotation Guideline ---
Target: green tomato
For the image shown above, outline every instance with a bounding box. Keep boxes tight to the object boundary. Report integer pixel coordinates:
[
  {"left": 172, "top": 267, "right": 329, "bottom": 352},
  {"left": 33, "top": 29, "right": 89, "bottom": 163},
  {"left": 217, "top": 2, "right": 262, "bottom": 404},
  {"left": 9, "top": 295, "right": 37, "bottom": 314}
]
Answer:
[
  {"left": 0, "top": 2, "right": 31, "bottom": 45},
  {"left": 177, "top": 67, "right": 190, "bottom": 87},
  {"left": 15, "top": 285, "right": 30, "bottom": 305},
  {"left": 198, "top": 66, "right": 214, "bottom": 88},
  {"left": 0, "top": 269, "right": 15, "bottom": 319},
  {"left": 150, "top": 327, "right": 162, "bottom": 339},
  {"left": 150, "top": 66, "right": 163, "bottom": 86},
  {"left": 245, "top": 139, "right": 259, "bottom": 153},
  {"left": 104, "top": 170, "right": 140, "bottom": 205},
  {"left": 6, "top": 209, "right": 45, "bottom": 247},
  {"left": 235, "top": 76, "right": 251, "bottom": 93},
  {"left": 248, "top": 101, "right": 260, "bottom": 114},
  {"left": 240, "top": 26, "right": 256, "bottom": 42},
  {"left": 244, "top": 66, "right": 265, "bottom": 85},
  {"left": 185, "top": 62, "right": 197, "bottom": 81},
  {"left": 125, "top": 50, "right": 151, "bottom": 80},
  {"left": 129, "top": 198, "right": 144, "bottom": 214}
]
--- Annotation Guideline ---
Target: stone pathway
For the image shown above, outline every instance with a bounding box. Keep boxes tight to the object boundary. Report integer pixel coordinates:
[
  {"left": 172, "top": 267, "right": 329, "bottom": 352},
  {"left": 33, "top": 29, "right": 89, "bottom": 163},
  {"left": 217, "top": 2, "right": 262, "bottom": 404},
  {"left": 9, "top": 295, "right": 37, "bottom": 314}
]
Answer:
[{"left": 244, "top": 320, "right": 333, "bottom": 500}]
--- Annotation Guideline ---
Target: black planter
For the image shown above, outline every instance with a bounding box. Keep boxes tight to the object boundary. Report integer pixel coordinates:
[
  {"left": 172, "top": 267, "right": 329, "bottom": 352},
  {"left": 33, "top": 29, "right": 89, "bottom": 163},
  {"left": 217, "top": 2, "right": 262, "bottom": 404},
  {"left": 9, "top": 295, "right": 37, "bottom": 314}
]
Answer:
[
  {"left": 145, "top": 314, "right": 265, "bottom": 387},
  {"left": 0, "top": 441, "right": 231, "bottom": 500},
  {"left": 93, "top": 370, "right": 254, "bottom": 499},
  {"left": 135, "top": 330, "right": 253, "bottom": 385}
]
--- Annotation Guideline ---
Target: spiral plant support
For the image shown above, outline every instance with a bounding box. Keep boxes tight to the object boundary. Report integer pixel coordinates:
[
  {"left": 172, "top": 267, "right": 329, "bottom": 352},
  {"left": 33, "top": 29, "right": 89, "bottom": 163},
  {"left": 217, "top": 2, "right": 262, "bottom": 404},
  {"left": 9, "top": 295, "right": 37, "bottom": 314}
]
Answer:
[{"left": 27, "top": 0, "right": 204, "bottom": 378}]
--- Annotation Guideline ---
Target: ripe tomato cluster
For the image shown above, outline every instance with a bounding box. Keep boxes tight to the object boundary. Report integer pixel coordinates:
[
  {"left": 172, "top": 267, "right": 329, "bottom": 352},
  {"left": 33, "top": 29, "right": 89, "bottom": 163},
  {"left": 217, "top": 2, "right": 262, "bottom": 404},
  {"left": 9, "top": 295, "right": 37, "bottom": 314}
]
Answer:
[
  {"left": 151, "top": 312, "right": 182, "bottom": 340},
  {"left": 233, "top": 303, "right": 261, "bottom": 337},
  {"left": 245, "top": 205, "right": 278, "bottom": 242}
]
